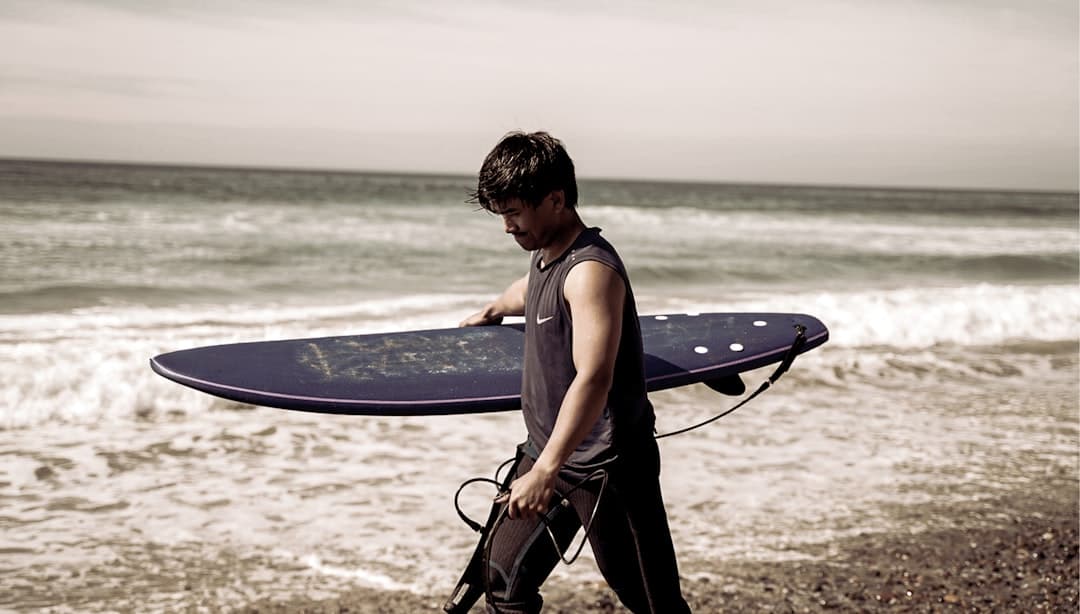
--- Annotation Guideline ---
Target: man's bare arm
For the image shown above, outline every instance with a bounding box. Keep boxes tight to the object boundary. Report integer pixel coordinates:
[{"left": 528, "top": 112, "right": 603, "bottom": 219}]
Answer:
[{"left": 459, "top": 273, "right": 529, "bottom": 327}]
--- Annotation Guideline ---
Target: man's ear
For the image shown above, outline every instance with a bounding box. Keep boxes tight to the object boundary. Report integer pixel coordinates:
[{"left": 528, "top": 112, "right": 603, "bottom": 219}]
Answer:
[{"left": 548, "top": 189, "right": 565, "bottom": 211}]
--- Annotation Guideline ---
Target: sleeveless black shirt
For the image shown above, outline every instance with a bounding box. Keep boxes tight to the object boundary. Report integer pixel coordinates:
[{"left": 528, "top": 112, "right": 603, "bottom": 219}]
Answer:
[{"left": 521, "top": 227, "right": 655, "bottom": 471}]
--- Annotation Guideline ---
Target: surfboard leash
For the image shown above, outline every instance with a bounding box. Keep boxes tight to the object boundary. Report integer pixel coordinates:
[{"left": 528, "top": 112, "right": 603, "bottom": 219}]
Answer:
[{"left": 654, "top": 323, "right": 807, "bottom": 439}]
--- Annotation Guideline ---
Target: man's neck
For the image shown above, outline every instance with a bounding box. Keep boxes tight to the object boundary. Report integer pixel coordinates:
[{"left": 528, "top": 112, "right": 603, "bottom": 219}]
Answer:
[{"left": 540, "top": 218, "right": 587, "bottom": 267}]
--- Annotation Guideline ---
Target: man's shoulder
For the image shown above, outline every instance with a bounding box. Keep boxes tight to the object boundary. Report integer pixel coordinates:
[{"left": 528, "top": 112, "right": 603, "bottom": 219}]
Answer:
[
  {"left": 563, "top": 258, "right": 626, "bottom": 309},
  {"left": 573, "top": 228, "right": 623, "bottom": 261}
]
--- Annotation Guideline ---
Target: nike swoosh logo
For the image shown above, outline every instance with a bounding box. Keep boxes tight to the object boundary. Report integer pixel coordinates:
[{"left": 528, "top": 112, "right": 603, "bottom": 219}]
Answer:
[{"left": 536, "top": 315, "right": 555, "bottom": 325}]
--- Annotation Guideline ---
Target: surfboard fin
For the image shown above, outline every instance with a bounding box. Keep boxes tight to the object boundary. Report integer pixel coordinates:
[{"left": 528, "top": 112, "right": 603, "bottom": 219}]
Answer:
[{"left": 703, "top": 374, "right": 746, "bottom": 396}]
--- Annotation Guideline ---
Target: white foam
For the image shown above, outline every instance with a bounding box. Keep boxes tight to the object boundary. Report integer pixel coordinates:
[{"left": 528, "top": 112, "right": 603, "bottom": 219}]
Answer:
[
  {"left": 302, "top": 555, "right": 413, "bottom": 592},
  {"left": 0, "top": 294, "right": 490, "bottom": 429},
  {"left": 586, "top": 205, "right": 1077, "bottom": 256},
  {"left": 641, "top": 283, "right": 1080, "bottom": 349},
  {"left": 0, "top": 293, "right": 489, "bottom": 342}
]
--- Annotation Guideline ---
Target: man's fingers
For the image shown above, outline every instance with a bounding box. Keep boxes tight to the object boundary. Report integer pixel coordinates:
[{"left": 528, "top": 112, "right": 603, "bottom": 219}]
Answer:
[{"left": 504, "top": 499, "right": 540, "bottom": 522}]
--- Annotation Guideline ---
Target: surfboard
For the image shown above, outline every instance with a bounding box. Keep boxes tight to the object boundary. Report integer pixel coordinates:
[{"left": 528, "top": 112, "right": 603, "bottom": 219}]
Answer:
[{"left": 149, "top": 312, "right": 828, "bottom": 416}]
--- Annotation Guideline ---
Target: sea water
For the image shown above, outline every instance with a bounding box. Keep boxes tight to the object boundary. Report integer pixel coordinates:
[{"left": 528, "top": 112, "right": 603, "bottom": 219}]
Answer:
[{"left": 1, "top": 160, "right": 1076, "bottom": 610}]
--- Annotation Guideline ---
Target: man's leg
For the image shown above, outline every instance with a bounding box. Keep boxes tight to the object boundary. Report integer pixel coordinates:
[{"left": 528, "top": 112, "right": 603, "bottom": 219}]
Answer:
[
  {"left": 483, "top": 456, "right": 581, "bottom": 614},
  {"left": 570, "top": 440, "right": 691, "bottom": 613},
  {"left": 445, "top": 450, "right": 527, "bottom": 614}
]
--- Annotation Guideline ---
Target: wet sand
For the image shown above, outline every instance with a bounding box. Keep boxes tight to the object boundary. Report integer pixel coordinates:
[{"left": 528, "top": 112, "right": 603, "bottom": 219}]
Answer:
[{"left": 242, "top": 486, "right": 1078, "bottom": 613}]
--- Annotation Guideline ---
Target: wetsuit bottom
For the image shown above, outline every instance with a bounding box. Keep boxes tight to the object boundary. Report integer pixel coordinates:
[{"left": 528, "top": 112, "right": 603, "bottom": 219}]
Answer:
[{"left": 484, "top": 438, "right": 691, "bottom": 614}]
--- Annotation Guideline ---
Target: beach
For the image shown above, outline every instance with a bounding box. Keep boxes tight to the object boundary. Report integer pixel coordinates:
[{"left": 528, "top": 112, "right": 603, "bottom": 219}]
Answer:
[
  {"left": 1, "top": 160, "right": 1077, "bottom": 612},
  {"left": 241, "top": 489, "right": 1078, "bottom": 612}
]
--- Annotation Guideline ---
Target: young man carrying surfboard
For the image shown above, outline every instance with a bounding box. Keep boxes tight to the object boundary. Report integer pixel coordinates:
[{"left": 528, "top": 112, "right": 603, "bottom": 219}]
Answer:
[{"left": 454, "top": 132, "right": 691, "bottom": 613}]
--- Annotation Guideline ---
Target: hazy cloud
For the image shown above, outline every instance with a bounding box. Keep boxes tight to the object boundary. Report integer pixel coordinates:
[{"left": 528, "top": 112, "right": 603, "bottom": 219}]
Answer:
[{"left": 1, "top": 0, "right": 1076, "bottom": 189}]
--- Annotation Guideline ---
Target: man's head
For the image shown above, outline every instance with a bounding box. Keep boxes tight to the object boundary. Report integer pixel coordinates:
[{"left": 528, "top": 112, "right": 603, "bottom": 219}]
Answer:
[{"left": 469, "top": 131, "right": 578, "bottom": 213}]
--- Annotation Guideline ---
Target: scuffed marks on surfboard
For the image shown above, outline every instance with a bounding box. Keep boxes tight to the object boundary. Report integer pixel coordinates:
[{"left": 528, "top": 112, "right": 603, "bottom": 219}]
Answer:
[
  {"left": 297, "top": 327, "right": 523, "bottom": 383},
  {"left": 301, "top": 342, "right": 334, "bottom": 379}
]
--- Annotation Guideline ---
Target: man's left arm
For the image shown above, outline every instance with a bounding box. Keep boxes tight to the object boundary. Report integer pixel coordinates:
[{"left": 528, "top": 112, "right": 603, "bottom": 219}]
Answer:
[{"left": 501, "top": 261, "right": 624, "bottom": 520}]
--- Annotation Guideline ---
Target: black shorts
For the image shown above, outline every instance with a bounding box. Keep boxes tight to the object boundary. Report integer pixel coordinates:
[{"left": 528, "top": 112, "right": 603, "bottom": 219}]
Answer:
[{"left": 484, "top": 438, "right": 691, "bottom": 614}]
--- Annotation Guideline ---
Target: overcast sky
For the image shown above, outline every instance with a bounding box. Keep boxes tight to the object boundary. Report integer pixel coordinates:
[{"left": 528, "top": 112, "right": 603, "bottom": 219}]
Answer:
[{"left": 2, "top": 0, "right": 1077, "bottom": 190}]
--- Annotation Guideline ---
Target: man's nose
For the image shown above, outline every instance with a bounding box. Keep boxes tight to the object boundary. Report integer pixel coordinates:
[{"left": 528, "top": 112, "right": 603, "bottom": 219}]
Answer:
[{"left": 503, "top": 216, "right": 517, "bottom": 233}]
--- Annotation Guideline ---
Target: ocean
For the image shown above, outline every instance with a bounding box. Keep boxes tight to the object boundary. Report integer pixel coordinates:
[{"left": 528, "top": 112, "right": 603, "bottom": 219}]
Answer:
[{"left": 1, "top": 159, "right": 1077, "bottom": 611}]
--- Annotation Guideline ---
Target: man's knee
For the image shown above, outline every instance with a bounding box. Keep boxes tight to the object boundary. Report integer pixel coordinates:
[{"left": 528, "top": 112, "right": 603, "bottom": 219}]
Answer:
[
  {"left": 484, "top": 559, "right": 542, "bottom": 614},
  {"left": 484, "top": 595, "right": 542, "bottom": 614},
  {"left": 484, "top": 572, "right": 541, "bottom": 614}
]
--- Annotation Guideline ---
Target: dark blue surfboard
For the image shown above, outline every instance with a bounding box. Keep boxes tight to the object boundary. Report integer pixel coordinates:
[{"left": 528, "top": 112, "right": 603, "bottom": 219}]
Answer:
[{"left": 150, "top": 312, "right": 827, "bottom": 416}]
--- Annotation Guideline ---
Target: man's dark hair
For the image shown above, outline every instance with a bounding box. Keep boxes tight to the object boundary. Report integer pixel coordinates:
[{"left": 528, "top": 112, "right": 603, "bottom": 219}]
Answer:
[{"left": 468, "top": 131, "right": 578, "bottom": 211}]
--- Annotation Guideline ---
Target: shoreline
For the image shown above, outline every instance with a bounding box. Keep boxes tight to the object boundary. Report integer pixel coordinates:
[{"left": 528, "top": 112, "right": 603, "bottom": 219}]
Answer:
[{"left": 242, "top": 487, "right": 1078, "bottom": 613}]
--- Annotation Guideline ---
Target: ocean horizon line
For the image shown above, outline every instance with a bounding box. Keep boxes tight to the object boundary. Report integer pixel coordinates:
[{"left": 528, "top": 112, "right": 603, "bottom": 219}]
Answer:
[{"left": 3, "top": 155, "right": 1076, "bottom": 198}]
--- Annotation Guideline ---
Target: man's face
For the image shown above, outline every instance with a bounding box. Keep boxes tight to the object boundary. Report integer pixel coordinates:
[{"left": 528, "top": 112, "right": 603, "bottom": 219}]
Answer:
[{"left": 491, "top": 196, "right": 556, "bottom": 252}]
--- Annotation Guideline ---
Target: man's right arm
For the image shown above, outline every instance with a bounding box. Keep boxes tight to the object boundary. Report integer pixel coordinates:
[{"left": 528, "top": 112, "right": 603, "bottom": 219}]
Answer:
[{"left": 459, "top": 273, "right": 528, "bottom": 327}]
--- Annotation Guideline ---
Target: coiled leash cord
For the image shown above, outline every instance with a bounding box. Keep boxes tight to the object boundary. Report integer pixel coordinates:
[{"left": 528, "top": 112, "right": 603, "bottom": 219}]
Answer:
[{"left": 452, "top": 456, "right": 520, "bottom": 533}]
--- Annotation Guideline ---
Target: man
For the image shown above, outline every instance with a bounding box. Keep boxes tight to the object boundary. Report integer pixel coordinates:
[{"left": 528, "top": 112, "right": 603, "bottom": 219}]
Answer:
[{"left": 457, "top": 132, "right": 691, "bottom": 613}]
